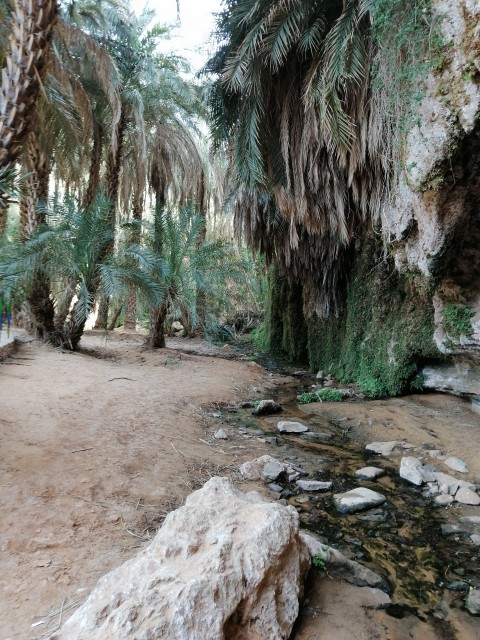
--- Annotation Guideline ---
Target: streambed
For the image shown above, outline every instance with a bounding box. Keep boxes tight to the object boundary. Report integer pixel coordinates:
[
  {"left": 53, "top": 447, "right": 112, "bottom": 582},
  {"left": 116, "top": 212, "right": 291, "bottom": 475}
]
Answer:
[{"left": 219, "top": 377, "right": 480, "bottom": 638}]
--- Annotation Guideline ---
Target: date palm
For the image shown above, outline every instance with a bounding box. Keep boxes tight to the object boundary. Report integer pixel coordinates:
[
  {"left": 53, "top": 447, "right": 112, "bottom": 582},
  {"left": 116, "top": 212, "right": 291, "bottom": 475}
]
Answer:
[{"left": 207, "top": 0, "right": 386, "bottom": 316}]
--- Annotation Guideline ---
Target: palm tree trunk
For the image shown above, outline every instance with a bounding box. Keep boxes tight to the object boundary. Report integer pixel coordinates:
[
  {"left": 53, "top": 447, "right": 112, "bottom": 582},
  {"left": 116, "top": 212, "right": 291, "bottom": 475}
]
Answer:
[
  {"left": 0, "top": 203, "right": 8, "bottom": 239},
  {"left": 20, "top": 131, "right": 50, "bottom": 238},
  {"left": 0, "top": 0, "right": 59, "bottom": 172},
  {"left": 148, "top": 304, "right": 166, "bottom": 348},
  {"left": 123, "top": 190, "right": 143, "bottom": 330},
  {"left": 95, "top": 108, "right": 127, "bottom": 329},
  {"left": 195, "top": 174, "right": 207, "bottom": 335},
  {"left": 83, "top": 121, "right": 103, "bottom": 210},
  {"left": 147, "top": 189, "right": 166, "bottom": 348}
]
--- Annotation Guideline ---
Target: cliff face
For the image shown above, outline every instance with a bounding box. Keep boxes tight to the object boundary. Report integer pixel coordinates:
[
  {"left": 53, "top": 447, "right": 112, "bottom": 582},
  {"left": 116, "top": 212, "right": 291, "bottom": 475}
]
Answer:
[
  {"left": 383, "top": 0, "right": 480, "bottom": 363},
  {"left": 264, "top": 0, "right": 480, "bottom": 398}
]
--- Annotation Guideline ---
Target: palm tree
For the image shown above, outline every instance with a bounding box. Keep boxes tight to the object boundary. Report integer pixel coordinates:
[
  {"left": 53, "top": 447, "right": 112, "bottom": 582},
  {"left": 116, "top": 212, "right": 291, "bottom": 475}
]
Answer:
[
  {"left": 0, "top": 195, "right": 164, "bottom": 349},
  {"left": 0, "top": 0, "right": 59, "bottom": 172},
  {"left": 207, "top": 0, "right": 387, "bottom": 317},
  {"left": 146, "top": 205, "right": 246, "bottom": 348}
]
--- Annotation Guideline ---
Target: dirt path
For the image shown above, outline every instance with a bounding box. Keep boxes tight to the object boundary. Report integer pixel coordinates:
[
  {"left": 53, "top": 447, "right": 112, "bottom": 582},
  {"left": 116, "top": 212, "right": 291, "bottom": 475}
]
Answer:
[{"left": 0, "top": 334, "right": 271, "bottom": 640}]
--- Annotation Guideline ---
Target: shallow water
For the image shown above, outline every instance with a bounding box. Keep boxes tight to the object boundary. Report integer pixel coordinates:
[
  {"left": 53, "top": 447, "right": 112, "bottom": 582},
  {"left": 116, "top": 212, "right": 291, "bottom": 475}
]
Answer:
[{"left": 220, "top": 377, "right": 480, "bottom": 634}]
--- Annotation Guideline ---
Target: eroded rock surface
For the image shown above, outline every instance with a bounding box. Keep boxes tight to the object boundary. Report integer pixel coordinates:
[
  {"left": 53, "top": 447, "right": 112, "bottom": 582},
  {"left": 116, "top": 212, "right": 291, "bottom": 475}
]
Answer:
[{"left": 52, "top": 477, "right": 310, "bottom": 640}]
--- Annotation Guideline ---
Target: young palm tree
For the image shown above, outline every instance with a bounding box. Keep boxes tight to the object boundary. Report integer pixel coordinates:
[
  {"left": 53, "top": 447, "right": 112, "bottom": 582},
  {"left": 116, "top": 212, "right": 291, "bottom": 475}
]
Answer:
[
  {"left": 146, "top": 205, "right": 246, "bottom": 348},
  {"left": 0, "top": 195, "right": 164, "bottom": 349}
]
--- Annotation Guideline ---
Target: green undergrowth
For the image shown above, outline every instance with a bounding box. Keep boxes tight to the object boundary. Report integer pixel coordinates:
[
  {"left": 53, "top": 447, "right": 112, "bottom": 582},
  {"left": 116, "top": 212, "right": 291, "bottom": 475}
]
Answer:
[
  {"left": 443, "top": 303, "right": 475, "bottom": 339},
  {"left": 297, "top": 389, "right": 343, "bottom": 404},
  {"left": 262, "top": 237, "right": 439, "bottom": 398}
]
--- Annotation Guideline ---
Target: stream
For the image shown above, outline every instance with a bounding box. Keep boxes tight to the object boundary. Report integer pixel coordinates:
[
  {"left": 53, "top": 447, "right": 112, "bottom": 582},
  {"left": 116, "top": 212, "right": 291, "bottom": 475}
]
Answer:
[{"left": 217, "top": 371, "right": 480, "bottom": 638}]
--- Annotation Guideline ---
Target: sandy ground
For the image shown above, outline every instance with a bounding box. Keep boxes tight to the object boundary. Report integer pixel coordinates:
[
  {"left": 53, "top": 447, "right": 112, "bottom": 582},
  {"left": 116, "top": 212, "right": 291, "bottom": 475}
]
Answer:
[
  {"left": 0, "top": 333, "right": 272, "bottom": 640},
  {"left": 1, "top": 332, "right": 480, "bottom": 640}
]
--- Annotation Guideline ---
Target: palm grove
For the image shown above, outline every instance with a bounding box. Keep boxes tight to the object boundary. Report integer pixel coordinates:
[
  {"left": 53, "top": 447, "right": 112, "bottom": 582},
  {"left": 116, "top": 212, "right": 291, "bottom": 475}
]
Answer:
[{"left": 0, "top": 0, "right": 442, "bottom": 392}]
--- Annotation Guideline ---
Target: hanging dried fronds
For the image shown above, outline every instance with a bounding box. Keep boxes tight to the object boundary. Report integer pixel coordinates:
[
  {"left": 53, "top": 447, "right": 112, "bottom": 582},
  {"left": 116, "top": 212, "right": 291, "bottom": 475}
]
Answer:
[{"left": 208, "top": 0, "right": 391, "bottom": 316}]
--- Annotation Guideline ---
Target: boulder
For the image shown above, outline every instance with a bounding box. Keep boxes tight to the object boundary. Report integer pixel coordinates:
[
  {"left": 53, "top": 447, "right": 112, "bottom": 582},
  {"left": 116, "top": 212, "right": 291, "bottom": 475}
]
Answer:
[
  {"left": 355, "top": 467, "right": 385, "bottom": 481},
  {"left": 434, "top": 494, "right": 454, "bottom": 507},
  {"left": 252, "top": 400, "right": 283, "bottom": 416},
  {"left": 277, "top": 421, "right": 309, "bottom": 434},
  {"left": 52, "top": 477, "right": 310, "bottom": 640},
  {"left": 333, "top": 487, "right": 386, "bottom": 514},
  {"left": 239, "top": 455, "right": 286, "bottom": 481},
  {"left": 434, "top": 472, "right": 475, "bottom": 493},
  {"left": 214, "top": 428, "right": 229, "bottom": 440}
]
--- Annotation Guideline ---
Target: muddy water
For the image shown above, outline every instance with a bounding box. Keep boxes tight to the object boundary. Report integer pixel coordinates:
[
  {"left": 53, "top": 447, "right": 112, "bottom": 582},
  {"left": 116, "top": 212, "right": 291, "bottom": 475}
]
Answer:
[{"left": 220, "top": 378, "right": 480, "bottom": 636}]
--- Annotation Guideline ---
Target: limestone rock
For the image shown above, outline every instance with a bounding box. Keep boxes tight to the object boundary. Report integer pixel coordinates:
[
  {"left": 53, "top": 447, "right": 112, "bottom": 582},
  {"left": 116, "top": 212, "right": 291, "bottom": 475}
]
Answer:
[
  {"left": 296, "top": 480, "right": 332, "bottom": 492},
  {"left": 239, "top": 455, "right": 286, "bottom": 481},
  {"left": 470, "top": 534, "right": 480, "bottom": 546},
  {"left": 434, "top": 472, "right": 475, "bottom": 493},
  {"left": 444, "top": 456, "right": 468, "bottom": 474},
  {"left": 333, "top": 488, "right": 386, "bottom": 514},
  {"left": 52, "top": 477, "right": 310, "bottom": 640},
  {"left": 277, "top": 421, "right": 309, "bottom": 434},
  {"left": 365, "top": 441, "right": 399, "bottom": 456},
  {"left": 400, "top": 456, "right": 423, "bottom": 486},
  {"left": 355, "top": 467, "right": 385, "bottom": 481},
  {"left": 252, "top": 399, "right": 283, "bottom": 416},
  {"left": 300, "top": 533, "right": 389, "bottom": 592},
  {"left": 466, "top": 589, "right": 480, "bottom": 616},
  {"left": 454, "top": 487, "right": 480, "bottom": 505},
  {"left": 214, "top": 428, "right": 228, "bottom": 440},
  {"left": 434, "top": 494, "right": 454, "bottom": 507},
  {"left": 262, "top": 460, "right": 287, "bottom": 483}
]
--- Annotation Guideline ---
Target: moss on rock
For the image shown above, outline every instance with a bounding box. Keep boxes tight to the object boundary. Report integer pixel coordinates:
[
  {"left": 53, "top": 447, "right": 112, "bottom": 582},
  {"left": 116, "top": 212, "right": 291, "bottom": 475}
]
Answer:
[{"left": 263, "top": 237, "right": 439, "bottom": 397}]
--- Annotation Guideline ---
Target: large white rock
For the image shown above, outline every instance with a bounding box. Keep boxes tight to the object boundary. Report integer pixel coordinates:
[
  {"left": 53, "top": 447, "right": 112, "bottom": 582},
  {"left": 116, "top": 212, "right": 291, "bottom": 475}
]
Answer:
[
  {"left": 454, "top": 487, "right": 480, "bottom": 506},
  {"left": 333, "top": 488, "right": 386, "bottom": 514},
  {"left": 52, "top": 477, "right": 310, "bottom": 640},
  {"left": 355, "top": 467, "right": 385, "bottom": 481}
]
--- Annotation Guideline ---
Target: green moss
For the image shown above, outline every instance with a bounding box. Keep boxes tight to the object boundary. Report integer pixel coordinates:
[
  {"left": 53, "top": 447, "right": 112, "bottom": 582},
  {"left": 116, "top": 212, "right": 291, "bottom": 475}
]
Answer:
[
  {"left": 264, "top": 237, "right": 439, "bottom": 398},
  {"left": 261, "top": 266, "right": 308, "bottom": 362},
  {"left": 443, "top": 303, "right": 475, "bottom": 339}
]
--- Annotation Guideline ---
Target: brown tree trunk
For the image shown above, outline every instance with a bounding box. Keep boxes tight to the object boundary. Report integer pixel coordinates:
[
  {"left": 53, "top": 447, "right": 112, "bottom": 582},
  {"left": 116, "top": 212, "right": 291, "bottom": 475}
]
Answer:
[
  {"left": 82, "top": 122, "right": 103, "bottom": 210},
  {"left": 0, "top": 0, "right": 59, "bottom": 175},
  {"left": 123, "top": 190, "right": 143, "bottom": 330},
  {"left": 0, "top": 202, "right": 7, "bottom": 239},
  {"left": 20, "top": 131, "right": 50, "bottom": 238},
  {"left": 148, "top": 304, "right": 166, "bottom": 348},
  {"left": 94, "top": 108, "right": 127, "bottom": 329}
]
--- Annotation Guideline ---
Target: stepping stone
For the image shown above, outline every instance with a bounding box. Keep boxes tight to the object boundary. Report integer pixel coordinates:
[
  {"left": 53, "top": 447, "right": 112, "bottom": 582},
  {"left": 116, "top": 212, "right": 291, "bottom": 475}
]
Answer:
[
  {"left": 444, "top": 456, "right": 468, "bottom": 474},
  {"left": 277, "top": 421, "right": 309, "bottom": 434},
  {"left": 252, "top": 400, "right": 283, "bottom": 416},
  {"left": 454, "top": 487, "right": 480, "bottom": 506},
  {"left": 296, "top": 480, "right": 332, "bottom": 492},
  {"left": 355, "top": 467, "right": 385, "bottom": 481},
  {"left": 333, "top": 487, "right": 386, "bottom": 514},
  {"left": 365, "top": 441, "right": 399, "bottom": 456}
]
